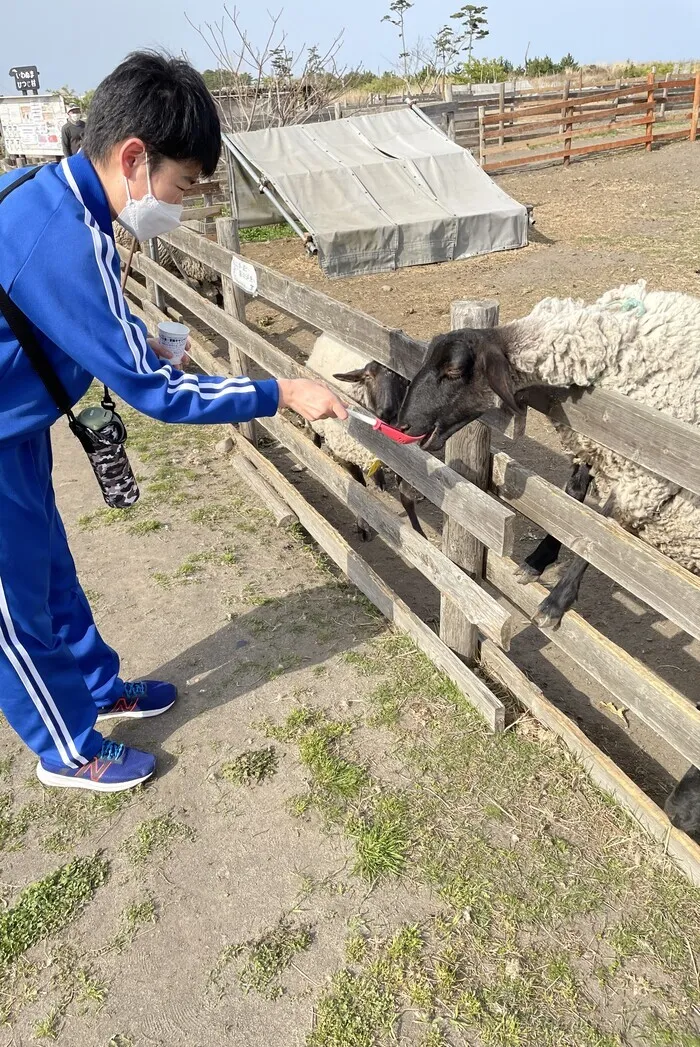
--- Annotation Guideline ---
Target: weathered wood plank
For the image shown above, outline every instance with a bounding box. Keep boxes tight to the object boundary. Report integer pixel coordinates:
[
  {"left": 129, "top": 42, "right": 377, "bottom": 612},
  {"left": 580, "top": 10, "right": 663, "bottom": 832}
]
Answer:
[
  {"left": 484, "top": 134, "right": 652, "bottom": 171},
  {"left": 491, "top": 451, "right": 700, "bottom": 642},
  {"left": 441, "top": 300, "right": 499, "bottom": 663},
  {"left": 231, "top": 455, "right": 296, "bottom": 527},
  {"left": 480, "top": 640, "right": 700, "bottom": 887},
  {"left": 163, "top": 226, "right": 427, "bottom": 378},
  {"left": 262, "top": 410, "right": 513, "bottom": 648},
  {"left": 131, "top": 253, "right": 516, "bottom": 556},
  {"left": 485, "top": 552, "right": 700, "bottom": 767},
  {"left": 160, "top": 228, "right": 521, "bottom": 443},
  {"left": 544, "top": 387, "right": 700, "bottom": 499},
  {"left": 180, "top": 204, "right": 222, "bottom": 222},
  {"left": 183, "top": 179, "right": 220, "bottom": 197},
  {"left": 217, "top": 216, "right": 256, "bottom": 444},
  {"left": 483, "top": 102, "right": 651, "bottom": 137},
  {"left": 234, "top": 434, "right": 506, "bottom": 731}
]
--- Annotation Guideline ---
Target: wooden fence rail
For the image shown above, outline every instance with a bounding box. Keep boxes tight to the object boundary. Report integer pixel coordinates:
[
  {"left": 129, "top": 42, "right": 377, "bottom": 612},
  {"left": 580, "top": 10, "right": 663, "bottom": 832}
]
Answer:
[
  {"left": 119, "top": 227, "right": 700, "bottom": 883},
  {"left": 478, "top": 73, "right": 700, "bottom": 171}
]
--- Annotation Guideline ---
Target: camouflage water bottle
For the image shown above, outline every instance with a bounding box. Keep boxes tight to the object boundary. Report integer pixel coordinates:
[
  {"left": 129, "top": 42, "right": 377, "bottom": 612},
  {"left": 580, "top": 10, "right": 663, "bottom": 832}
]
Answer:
[{"left": 71, "top": 405, "right": 140, "bottom": 509}]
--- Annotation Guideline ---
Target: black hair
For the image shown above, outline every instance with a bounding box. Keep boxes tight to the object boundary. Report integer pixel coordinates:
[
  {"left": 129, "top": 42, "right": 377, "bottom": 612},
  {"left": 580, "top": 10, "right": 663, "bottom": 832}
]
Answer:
[{"left": 83, "top": 51, "right": 221, "bottom": 177}]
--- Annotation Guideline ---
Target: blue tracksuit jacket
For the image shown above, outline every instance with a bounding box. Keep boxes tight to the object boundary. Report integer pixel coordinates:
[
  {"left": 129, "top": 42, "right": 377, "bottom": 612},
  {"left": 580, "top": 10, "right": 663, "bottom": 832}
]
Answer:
[
  {"left": 0, "top": 153, "right": 279, "bottom": 771},
  {"left": 0, "top": 152, "right": 279, "bottom": 445}
]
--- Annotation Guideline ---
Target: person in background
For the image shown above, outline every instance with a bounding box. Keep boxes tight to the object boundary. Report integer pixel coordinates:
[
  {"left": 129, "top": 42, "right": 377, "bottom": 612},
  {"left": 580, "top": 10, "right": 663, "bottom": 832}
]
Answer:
[
  {"left": 0, "top": 52, "right": 347, "bottom": 794},
  {"left": 61, "top": 103, "right": 86, "bottom": 157}
]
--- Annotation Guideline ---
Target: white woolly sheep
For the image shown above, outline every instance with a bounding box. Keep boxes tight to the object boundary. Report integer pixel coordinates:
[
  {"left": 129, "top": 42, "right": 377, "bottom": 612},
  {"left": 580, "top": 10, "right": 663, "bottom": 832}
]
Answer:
[
  {"left": 306, "top": 334, "right": 424, "bottom": 539},
  {"left": 397, "top": 280, "right": 700, "bottom": 835},
  {"left": 113, "top": 222, "right": 222, "bottom": 304}
]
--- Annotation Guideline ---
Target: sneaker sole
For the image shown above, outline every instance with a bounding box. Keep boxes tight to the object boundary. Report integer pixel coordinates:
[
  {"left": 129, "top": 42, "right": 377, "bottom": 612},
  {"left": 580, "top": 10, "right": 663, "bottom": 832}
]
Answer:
[
  {"left": 36, "top": 762, "right": 154, "bottom": 793},
  {"left": 96, "top": 700, "right": 176, "bottom": 722}
]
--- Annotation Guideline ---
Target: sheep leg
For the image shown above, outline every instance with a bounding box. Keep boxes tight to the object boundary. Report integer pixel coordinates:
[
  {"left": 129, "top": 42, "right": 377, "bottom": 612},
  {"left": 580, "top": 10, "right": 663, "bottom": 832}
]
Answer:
[
  {"left": 399, "top": 481, "right": 426, "bottom": 538},
  {"left": 344, "top": 462, "right": 372, "bottom": 542},
  {"left": 371, "top": 467, "right": 386, "bottom": 492},
  {"left": 533, "top": 490, "right": 614, "bottom": 630},
  {"left": 516, "top": 464, "right": 592, "bottom": 583},
  {"left": 665, "top": 766, "right": 700, "bottom": 841}
]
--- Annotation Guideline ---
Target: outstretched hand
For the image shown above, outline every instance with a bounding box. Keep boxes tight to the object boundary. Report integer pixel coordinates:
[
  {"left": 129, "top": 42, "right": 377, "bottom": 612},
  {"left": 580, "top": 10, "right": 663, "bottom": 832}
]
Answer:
[{"left": 277, "top": 378, "right": 348, "bottom": 422}]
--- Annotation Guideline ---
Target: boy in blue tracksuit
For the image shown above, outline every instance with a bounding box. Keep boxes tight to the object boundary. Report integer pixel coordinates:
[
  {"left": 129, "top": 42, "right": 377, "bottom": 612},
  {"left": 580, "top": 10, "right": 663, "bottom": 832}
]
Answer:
[{"left": 0, "top": 52, "right": 346, "bottom": 793}]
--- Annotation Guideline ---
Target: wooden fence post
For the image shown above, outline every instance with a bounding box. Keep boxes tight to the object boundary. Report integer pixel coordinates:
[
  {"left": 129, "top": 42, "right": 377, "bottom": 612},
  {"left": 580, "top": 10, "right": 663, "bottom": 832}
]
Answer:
[
  {"left": 145, "top": 239, "right": 164, "bottom": 310},
  {"left": 659, "top": 70, "right": 671, "bottom": 119},
  {"left": 560, "top": 78, "right": 570, "bottom": 134},
  {"left": 613, "top": 78, "right": 621, "bottom": 123},
  {"left": 498, "top": 81, "right": 506, "bottom": 146},
  {"left": 691, "top": 71, "right": 700, "bottom": 142},
  {"left": 440, "top": 299, "right": 500, "bottom": 664},
  {"left": 645, "top": 71, "right": 655, "bottom": 152},
  {"left": 478, "top": 106, "right": 486, "bottom": 166},
  {"left": 563, "top": 103, "right": 574, "bottom": 167},
  {"left": 216, "top": 215, "right": 257, "bottom": 445}
]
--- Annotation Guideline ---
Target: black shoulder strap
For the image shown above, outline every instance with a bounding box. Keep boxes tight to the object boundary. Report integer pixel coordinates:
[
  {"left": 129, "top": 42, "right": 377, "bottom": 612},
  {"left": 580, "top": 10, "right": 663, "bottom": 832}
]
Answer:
[{"left": 0, "top": 166, "right": 83, "bottom": 419}]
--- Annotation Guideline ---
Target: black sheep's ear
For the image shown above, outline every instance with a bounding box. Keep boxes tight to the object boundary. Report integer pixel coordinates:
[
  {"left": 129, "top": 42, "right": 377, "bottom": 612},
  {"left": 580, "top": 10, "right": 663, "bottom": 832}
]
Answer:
[
  {"left": 333, "top": 368, "right": 367, "bottom": 384},
  {"left": 483, "top": 346, "right": 523, "bottom": 414}
]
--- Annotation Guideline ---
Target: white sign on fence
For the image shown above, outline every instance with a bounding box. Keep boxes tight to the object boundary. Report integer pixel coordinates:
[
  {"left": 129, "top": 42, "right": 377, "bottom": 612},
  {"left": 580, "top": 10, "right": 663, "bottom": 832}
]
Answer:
[
  {"left": 0, "top": 94, "right": 65, "bottom": 158},
  {"left": 230, "top": 257, "right": 258, "bottom": 296}
]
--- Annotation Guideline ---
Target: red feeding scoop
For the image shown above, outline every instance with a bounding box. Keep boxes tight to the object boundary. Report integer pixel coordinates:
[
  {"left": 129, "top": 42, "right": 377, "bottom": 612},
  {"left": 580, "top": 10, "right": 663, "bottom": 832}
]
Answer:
[{"left": 346, "top": 405, "right": 425, "bottom": 445}]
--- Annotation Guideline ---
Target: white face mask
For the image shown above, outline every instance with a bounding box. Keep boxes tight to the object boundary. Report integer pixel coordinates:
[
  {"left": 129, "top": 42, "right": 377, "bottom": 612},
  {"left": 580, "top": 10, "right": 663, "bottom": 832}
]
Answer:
[
  {"left": 116, "top": 157, "right": 183, "bottom": 242},
  {"left": 68, "top": 112, "right": 82, "bottom": 124}
]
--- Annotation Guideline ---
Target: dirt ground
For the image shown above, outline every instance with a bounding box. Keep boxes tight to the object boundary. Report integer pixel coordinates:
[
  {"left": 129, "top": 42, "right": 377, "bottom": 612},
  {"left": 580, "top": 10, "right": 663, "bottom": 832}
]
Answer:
[
  {"left": 240, "top": 140, "right": 700, "bottom": 802},
  {"left": 3, "top": 400, "right": 700, "bottom": 1047},
  {"left": 2, "top": 142, "right": 700, "bottom": 1047}
]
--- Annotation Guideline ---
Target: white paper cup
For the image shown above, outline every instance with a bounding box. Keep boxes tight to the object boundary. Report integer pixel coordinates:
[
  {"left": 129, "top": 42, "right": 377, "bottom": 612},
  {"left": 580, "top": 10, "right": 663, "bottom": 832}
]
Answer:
[{"left": 157, "top": 321, "right": 189, "bottom": 364}]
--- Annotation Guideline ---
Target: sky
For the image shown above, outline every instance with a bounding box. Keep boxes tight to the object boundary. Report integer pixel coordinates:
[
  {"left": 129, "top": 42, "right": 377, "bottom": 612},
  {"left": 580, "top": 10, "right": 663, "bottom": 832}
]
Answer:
[{"left": 2, "top": 0, "right": 699, "bottom": 95}]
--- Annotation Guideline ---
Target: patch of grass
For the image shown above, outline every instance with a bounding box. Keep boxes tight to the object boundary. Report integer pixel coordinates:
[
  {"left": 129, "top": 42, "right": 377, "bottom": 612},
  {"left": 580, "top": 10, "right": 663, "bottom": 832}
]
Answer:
[
  {"left": 347, "top": 794, "right": 412, "bottom": 881},
  {"left": 122, "top": 814, "right": 195, "bottom": 866},
  {"left": 0, "top": 792, "right": 32, "bottom": 852},
  {"left": 221, "top": 747, "right": 278, "bottom": 787},
  {"left": 128, "top": 517, "right": 163, "bottom": 536},
  {"left": 34, "top": 1006, "right": 62, "bottom": 1040},
  {"left": 309, "top": 925, "right": 423, "bottom": 1047},
  {"left": 241, "top": 581, "right": 275, "bottom": 606},
  {"left": 0, "top": 854, "right": 108, "bottom": 968},
  {"left": 239, "top": 222, "right": 292, "bottom": 243},
  {"left": 190, "top": 503, "right": 237, "bottom": 526},
  {"left": 33, "top": 787, "right": 139, "bottom": 854},
  {"left": 113, "top": 895, "right": 158, "bottom": 951},
  {"left": 215, "top": 918, "right": 313, "bottom": 1000}
]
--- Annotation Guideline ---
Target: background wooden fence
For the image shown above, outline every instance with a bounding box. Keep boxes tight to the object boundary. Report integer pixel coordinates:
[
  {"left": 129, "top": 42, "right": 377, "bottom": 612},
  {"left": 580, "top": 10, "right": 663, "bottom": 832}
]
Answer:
[
  {"left": 477, "top": 73, "right": 700, "bottom": 171},
  {"left": 118, "top": 220, "right": 700, "bottom": 884}
]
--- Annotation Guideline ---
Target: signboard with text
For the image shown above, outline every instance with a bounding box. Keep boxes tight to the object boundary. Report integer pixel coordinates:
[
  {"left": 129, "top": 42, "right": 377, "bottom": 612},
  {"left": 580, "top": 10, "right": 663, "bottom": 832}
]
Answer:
[
  {"left": 0, "top": 94, "right": 65, "bottom": 158},
  {"left": 9, "top": 66, "right": 40, "bottom": 94}
]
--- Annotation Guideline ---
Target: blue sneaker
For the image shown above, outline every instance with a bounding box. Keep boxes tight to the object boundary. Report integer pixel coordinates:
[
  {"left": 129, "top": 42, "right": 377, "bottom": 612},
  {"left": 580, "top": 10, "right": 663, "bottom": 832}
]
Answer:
[
  {"left": 96, "top": 680, "right": 178, "bottom": 722},
  {"left": 36, "top": 740, "right": 155, "bottom": 793}
]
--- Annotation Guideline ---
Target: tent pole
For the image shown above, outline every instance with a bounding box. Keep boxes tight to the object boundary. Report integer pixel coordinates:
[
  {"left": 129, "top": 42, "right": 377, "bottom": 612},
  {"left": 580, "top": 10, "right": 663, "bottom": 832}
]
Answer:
[{"left": 221, "top": 136, "right": 316, "bottom": 253}]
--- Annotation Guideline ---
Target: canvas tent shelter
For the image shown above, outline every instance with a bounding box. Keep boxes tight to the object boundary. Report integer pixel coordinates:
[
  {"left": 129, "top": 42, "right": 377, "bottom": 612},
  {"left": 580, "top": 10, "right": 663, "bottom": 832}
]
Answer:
[{"left": 223, "top": 106, "right": 528, "bottom": 278}]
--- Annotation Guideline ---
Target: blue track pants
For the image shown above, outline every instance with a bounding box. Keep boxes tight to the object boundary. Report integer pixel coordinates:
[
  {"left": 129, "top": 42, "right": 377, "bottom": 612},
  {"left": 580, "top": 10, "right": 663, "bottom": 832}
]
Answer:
[{"left": 0, "top": 429, "right": 123, "bottom": 767}]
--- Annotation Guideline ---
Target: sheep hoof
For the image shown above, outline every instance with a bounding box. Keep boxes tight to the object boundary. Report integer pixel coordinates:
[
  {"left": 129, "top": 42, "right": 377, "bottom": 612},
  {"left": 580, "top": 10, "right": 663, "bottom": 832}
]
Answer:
[
  {"left": 356, "top": 519, "right": 373, "bottom": 542},
  {"left": 533, "top": 597, "right": 564, "bottom": 631},
  {"left": 515, "top": 563, "right": 542, "bottom": 585}
]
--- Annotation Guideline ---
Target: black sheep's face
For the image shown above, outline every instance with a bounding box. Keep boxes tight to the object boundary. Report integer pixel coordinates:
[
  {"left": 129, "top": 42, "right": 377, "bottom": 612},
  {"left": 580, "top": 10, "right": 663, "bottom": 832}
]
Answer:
[
  {"left": 333, "top": 361, "right": 409, "bottom": 424},
  {"left": 397, "top": 329, "right": 522, "bottom": 452}
]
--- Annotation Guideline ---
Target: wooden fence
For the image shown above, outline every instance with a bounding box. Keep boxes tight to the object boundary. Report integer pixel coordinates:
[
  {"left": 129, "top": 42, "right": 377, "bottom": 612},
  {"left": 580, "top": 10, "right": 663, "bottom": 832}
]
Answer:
[
  {"left": 478, "top": 73, "right": 700, "bottom": 171},
  {"left": 118, "top": 220, "right": 700, "bottom": 884}
]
